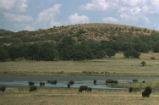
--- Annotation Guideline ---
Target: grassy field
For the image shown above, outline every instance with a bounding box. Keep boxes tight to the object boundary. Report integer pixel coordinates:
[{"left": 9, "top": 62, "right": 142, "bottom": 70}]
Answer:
[
  {"left": 0, "top": 89, "right": 159, "bottom": 105},
  {"left": 1, "top": 53, "right": 159, "bottom": 76}
]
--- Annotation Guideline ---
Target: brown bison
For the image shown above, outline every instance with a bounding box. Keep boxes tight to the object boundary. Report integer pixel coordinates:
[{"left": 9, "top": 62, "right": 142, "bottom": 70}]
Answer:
[
  {"left": 106, "top": 79, "right": 118, "bottom": 85},
  {"left": 0, "top": 86, "right": 6, "bottom": 92},
  {"left": 93, "top": 80, "right": 97, "bottom": 85},
  {"left": 47, "top": 80, "right": 57, "bottom": 85},
  {"left": 69, "top": 80, "right": 74, "bottom": 85},
  {"left": 29, "top": 86, "right": 37, "bottom": 92},
  {"left": 79, "top": 86, "right": 92, "bottom": 92},
  {"left": 67, "top": 83, "right": 71, "bottom": 88},
  {"left": 40, "top": 82, "right": 45, "bottom": 87},
  {"left": 142, "top": 86, "right": 152, "bottom": 97},
  {"left": 133, "top": 79, "right": 138, "bottom": 83},
  {"left": 28, "top": 81, "right": 34, "bottom": 86}
]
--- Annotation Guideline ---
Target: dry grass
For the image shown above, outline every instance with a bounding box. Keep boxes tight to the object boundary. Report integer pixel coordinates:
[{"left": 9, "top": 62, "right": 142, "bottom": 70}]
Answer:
[
  {"left": 1, "top": 52, "right": 159, "bottom": 76},
  {"left": 0, "top": 89, "right": 159, "bottom": 105}
]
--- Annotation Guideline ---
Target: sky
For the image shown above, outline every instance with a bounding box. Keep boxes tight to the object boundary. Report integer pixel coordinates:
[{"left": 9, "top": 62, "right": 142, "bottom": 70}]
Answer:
[{"left": 0, "top": 0, "right": 159, "bottom": 32}]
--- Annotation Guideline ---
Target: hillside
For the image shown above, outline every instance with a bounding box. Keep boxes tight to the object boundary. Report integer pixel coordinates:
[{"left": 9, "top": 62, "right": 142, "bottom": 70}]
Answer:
[
  {"left": 1, "top": 23, "right": 159, "bottom": 61},
  {"left": 0, "top": 23, "right": 157, "bottom": 46}
]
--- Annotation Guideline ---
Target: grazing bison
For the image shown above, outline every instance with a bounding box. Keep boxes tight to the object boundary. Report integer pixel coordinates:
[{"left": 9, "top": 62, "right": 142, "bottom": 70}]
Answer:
[
  {"left": 29, "top": 86, "right": 37, "bottom": 92},
  {"left": 0, "top": 86, "right": 6, "bottom": 92},
  {"left": 28, "top": 81, "right": 34, "bottom": 86},
  {"left": 142, "top": 80, "right": 146, "bottom": 83},
  {"left": 69, "top": 80, "right": 74, "bottom": 85},
  {"left": 67, "top": 84, "right": 71, "bottom": 88},
  {"left": 93, "top": 80, "right": 97, "bottom": 85},
  {"left": 142, "top": 86, "right": 152, "bottom": 97},
  {"left": 129, "top": 87, "right": 133, "bottom": 93},
  {"left": 133, "top": 79, "right": 138, "bottom": 83},
  {"left": 47, "top": 80, "right": 57, "bottom": 85},
  {"left": 79, "top": 86, "right": 92, "bottom": 92},
  {"left": 40, "top": 82, "right": 45, "bottom": 87},
  {"left": 106, "top": 79, "right": 118, "bottom": 85}
]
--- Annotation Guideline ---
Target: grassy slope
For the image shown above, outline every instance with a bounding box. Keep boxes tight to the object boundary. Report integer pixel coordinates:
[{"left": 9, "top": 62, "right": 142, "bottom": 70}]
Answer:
[
  {"left": 0, "top": 89, "right": 159, "bottom": 105},
  {"left": 1, "top": 52, "right": 159, "bottom": 76}
]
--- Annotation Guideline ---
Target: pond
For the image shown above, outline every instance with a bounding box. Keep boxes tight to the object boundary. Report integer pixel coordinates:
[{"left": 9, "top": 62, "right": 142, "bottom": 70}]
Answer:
[{"left": 0, "top": 75, "right": 159, "bottom": 90}]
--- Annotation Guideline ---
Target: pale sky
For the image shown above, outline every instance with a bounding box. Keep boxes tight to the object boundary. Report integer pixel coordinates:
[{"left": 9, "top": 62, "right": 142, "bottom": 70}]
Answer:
[{"left": 0, "top": 0, "right": 159, "bottom": 31}]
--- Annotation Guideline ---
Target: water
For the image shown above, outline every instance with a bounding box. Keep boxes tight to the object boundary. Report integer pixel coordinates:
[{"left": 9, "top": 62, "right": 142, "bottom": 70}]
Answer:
[{"left": 0, "top": 75, "right": 159, "bottom": 90}]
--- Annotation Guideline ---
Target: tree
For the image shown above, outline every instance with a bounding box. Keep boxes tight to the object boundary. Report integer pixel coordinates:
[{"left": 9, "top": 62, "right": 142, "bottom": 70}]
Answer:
[
  {"left": 0, "top": 47, "right": 8, "bottom": 61},
  {"left": 58, "top": 36, "right": 77, "bottom": 60},
  {"left": 124, "top": 48, "right": 140, "bottom": 58},
  {"left": 105, "top": 48, "right": 116, "bottom": 58}
]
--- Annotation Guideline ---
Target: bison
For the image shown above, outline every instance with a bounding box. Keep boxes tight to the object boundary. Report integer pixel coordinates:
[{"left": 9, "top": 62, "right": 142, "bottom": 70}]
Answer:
[
  {"left": 28, "top": 81, "right": 34, "bottom": 86},
  {"left": 67, "top": 83, "right": 71, "bottom": 88},
  {"left": 47, "top": 80, "right": 57, "bottom": 85},
  {"left": 93, "top": 80, "right": 97, "bottom": 85},
  {"left": 106, "top": 79, "right": 118, "bottom": 85},
  {"left": 142, "top": 86, "right": 152, "bottom": 98},
  {"left": 69, "top": 80, "right": 74, "bottom": 85},
  {"left": 129, "top": 87, "right": 133, "bottom": 93},
  {"left": 0, "top": 86, "right": 6, "bottom": 92},
  {"left": 29, "top": 86, "right": 37, "bottom": 92},
  {"left": 40, "top": 82, "right": 45, "bottom": 87},
  {"left": 133, "top": 79, "right": 138, "bottom": 83},
  {"left": 79, "top": 86, "right": 92, "bottom": 92}
]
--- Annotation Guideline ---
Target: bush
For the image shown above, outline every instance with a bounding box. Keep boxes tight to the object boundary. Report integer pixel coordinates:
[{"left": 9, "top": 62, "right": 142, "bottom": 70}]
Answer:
[{"left": 123, "top": 48, "right": 140, "bottom": 58}]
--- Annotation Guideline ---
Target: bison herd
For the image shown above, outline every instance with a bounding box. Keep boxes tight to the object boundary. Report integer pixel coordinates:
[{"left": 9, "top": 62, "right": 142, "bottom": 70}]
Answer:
[{"left": 0, "top": 79, "right": 153, "bottom": 98}]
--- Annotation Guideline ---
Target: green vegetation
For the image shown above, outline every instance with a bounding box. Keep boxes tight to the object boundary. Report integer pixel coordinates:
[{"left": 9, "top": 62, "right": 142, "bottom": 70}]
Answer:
[{"left": 0, "top": 23, "right": 159, "bottom": 61}]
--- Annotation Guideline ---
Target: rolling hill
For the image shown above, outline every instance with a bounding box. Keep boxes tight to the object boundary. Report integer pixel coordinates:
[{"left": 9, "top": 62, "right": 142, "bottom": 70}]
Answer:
[{"left": 0, "top": 23, "right": 158, "bottom": 46}]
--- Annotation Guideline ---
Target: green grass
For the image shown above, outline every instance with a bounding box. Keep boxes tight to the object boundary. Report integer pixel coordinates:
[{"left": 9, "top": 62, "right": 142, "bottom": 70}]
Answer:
[{"left": 1, "top": 53, "right": 159, "bottom": 76}]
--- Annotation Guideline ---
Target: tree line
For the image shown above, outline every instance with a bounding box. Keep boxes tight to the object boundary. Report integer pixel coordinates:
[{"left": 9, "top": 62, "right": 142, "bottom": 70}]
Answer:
[{"left": 0, "top": 33, "right": 159, "bottom": 61}]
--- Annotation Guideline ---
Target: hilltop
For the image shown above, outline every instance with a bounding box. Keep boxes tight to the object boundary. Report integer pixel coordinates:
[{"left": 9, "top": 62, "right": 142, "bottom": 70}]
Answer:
[{"left": 0, "top": 23, "right": 157, "bottom": 46}]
